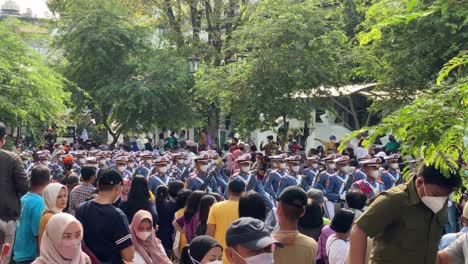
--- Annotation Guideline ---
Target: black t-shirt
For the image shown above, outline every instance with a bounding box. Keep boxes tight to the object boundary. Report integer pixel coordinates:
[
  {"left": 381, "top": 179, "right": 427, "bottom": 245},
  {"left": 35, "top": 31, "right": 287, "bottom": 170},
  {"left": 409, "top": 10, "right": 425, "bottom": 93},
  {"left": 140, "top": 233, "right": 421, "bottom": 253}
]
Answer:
[
  {"left": 156, "top": 200, "right": 178, "bottom": 250},
  {"left": 76, "top": 200, "right": 133, "bottom": 264}
]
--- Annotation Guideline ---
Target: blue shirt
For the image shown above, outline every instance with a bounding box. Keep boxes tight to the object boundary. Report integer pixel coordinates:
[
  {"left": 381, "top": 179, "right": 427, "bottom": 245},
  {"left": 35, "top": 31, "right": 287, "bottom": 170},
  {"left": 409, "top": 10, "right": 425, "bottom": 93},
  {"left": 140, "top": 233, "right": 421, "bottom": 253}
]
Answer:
[
  {"left": 439, "top": 227, "right": 468, "bottom": 249},
  {"left": 13, "top": 193, "right": 45, "bottom": 262}
]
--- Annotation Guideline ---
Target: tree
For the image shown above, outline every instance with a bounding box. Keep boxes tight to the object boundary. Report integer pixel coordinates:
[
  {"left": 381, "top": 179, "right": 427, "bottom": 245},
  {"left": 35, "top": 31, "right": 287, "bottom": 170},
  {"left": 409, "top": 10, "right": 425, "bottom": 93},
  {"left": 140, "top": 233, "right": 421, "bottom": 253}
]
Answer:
[
  {"left": 0, "top": 18, "right": 69, "bottom": 139},
  {"left": 52, "top": 0, "right": 197, "bottom": 145}
]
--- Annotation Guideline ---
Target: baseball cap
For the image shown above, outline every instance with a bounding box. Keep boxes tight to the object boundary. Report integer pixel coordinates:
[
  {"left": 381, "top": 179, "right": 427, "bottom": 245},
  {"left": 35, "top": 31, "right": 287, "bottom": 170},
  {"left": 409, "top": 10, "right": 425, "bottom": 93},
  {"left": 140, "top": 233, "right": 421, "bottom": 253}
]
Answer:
[
  {"left": 63, "top": 155, "right": 74, "bottom": 164},
  {"left": 226, "top": 217, "right": 282, "bottom": 249},
  {"left": 277, "top": 186, "right": 308, "bottom": 208},
  {"left": 307, "top": 189, "right": 327, "bottom": 203},
  {"left": 98, "top": 169, "right": 123, "bottom": 186}
]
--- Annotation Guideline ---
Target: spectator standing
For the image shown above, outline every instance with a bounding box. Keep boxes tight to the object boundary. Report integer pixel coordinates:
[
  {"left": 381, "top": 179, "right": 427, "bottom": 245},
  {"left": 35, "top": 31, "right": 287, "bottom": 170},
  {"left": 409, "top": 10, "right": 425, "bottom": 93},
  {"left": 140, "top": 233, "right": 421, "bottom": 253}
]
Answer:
[
  {"left": 383, "top": 135, "right": 400, "bottom": 154},
  {"left": 119, "top": 176, "right": 158, "bottom": 227},
  {"left": 273, "top": 186, "right": 318, "bottom": 264},
  {"left": 315, "top": 135, "right": 338, "bottom": 156},
  {"left": 0, "top": 122, "right": 29, "bottom": 263},
  {"left": 439, "top": 202, "right": 468, "bottom": 249},
  {"left": 174, "top": 191, "right": 205, "bottom": 243},
  {"left": 173, "top": 189, "right": 192, "bottom": 258},
  {"left": 298, "top": 200, "right": 325, "bottom": 241},
  {"left": 326, "top": 209, "right": 355, "bottom": 264},
  {"left": 130, "top": 210, "right": 171, "bottom": 264},
  {"left": 157, "top": 181, "right": 184, "bottom": 255},
  {"left": 32, "top": 213, "right": 90, "bottom": 264},
  {"left": 197, "top": 195, "right": 216, "bottom": 236},
  {"left": 38, "top": 183, "right": 68, "bottom": 246},
  {"left": 13, "top": 165, "right": 50, "bottom": 264},
  {"left": 207, "top": 179, "right": 245, "bottom": 263},
  {"left": 260, "top": 135, "right": 275, "bottom": 157},
  {"left": 75, "top": 169, "right": 134, "bottom": 264},
  {"left": 349, "top": 164, "right": 461, "bottom": 264},
  {"left": 68, "top": 166, "right": 97, "bottom": 216},
  {"left": 437, "top": 232, "right": 468, "bottom": 263},
  {"left": 225, "top": 217, "right": 281, "bottom": 264},
  {"left": 239, "top": 191, "right": 268, "bottom": 221}
]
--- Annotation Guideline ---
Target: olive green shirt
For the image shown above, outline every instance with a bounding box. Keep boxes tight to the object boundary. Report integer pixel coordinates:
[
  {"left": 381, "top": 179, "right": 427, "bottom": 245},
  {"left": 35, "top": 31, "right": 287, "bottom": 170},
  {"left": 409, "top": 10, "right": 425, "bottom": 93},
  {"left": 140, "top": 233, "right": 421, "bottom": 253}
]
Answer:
[{"left": 356, "top": 177, "right": 447, "bottom": 264}]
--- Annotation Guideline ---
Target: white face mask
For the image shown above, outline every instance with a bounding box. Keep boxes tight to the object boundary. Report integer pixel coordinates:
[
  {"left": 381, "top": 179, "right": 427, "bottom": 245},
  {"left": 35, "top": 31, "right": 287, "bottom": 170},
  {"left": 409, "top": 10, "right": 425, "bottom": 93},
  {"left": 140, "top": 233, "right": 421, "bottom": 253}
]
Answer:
[
  {"left": 136, "top": 231, "right": 152, "bottom": 241},
  {"left": 78, "top": 158, "right": 85, "bottom": 164},
  {"left": 278, "top": 163, "right": 287, "bottom": 169},
  {"left": 184, "top": 159, "right": 190, "bottom": 165},
  {"left": 390, "top": 163, "right": 399, "bottom": 170},
  {"left": 327, "top": 163, "right": 336, "bottom": 170},
  {"left": 291, "top": 165, "right": 300, "bottom": 173},
  {"left": 117, "top": 166, "right": 126, "bottom": 173},
  {"left": 199, "top": 164, "right": 209, "bottom": 172},
  {"left": 159, "top": 166, "right": 168, "bottom": 174},
  {"left": 146, "top": 160, "right": 153, "bottom": 165},
  {"left": 340, "top": 166, "right": 349, "bottom": 173},
  {"left": 311, "top": 163, "right": 319, "bottom": 169},
  {"left": 41, "top": 160, "right": 49, "bottom": 166},
  {"left": 232, "top": 249, "right": 274, "bottom": 264},
  {"left": 421, "top": 183, "right": 448, "bottom": 213},
  {"left": 241, "top": 166, "right": 250, "bottom": 173},
  {"left": 136, "top": 157, "right": 141, "bottom": 162},
  {"left": 177, "top": 159, "right": 184, "bottom": 165},
  {"left": 271, "top": 163, "right": 278, "bottom": 168},
  {"left": 370, "top": 170, "right": 380, "bottom": 179},
  {"left": 127, "top": 163, "right": 134, "bottom": 167},
  {"left": 99, "top": 160, "right": 106, "bottom": 165}
]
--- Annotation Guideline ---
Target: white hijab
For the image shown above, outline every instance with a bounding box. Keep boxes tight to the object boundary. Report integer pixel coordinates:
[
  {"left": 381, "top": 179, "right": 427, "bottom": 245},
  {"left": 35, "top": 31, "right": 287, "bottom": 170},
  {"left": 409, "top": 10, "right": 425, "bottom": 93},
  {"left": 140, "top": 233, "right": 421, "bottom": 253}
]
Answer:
[{"left": 43, "top": 183, "right": 67, "bottom": 214}]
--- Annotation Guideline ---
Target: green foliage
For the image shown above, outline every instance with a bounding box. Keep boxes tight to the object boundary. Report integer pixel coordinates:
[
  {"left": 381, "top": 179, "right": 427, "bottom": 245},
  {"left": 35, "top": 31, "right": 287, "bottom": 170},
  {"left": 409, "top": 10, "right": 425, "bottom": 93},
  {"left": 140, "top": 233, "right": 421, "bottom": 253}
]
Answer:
[
  {"left": 437, "top": 50, "right": 468, "bottom": 85},
  {"left": 0, "top": 18, "right": 69, "bottom": 136}
]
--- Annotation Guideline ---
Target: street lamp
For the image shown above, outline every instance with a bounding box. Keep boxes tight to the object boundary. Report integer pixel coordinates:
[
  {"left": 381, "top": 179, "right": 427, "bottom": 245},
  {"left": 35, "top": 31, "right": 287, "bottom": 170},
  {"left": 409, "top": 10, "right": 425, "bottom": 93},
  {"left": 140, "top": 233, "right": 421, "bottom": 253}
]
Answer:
[{"left": 187, "top": 56, "right": 200, "bottom": 73}]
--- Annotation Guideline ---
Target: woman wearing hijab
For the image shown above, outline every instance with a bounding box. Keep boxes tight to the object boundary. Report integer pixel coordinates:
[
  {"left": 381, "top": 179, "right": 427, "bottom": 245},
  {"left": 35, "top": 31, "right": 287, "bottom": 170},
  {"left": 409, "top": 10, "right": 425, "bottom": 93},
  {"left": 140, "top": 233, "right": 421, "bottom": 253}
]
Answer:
[
  {"left": 181, "top": 235, "right": 223, "bottom": 264},
  {"left": 39, "top": 183, "right": 68, "bottom": 246},
  {"left": 33, "top": 213, "right": 90, "bottom": 264},
  {"left": 130, "top": 210, "right": 171, "bottom": 264}
]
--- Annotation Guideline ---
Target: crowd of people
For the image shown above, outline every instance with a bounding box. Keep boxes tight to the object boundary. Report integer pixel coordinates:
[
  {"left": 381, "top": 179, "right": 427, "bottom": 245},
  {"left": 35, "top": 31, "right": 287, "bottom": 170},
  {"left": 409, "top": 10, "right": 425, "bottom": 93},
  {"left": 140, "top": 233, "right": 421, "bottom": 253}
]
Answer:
[{"left": 1, "top": 121, "right": 468, "bottom": 264}]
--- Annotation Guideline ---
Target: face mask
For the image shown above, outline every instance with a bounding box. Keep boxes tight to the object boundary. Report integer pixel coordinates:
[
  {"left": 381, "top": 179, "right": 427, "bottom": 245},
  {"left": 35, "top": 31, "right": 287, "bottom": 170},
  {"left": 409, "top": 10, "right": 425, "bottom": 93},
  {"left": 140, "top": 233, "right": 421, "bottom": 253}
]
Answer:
[
  {"left": 159, "top": 166, "right": 168, "bottom": 174},
  {"left": 127, "top": 163, "right": 134, "bottom": 167},
  {"left": 200, "top": 164, "right": 209, "bottom": 172},
  {"left": 271, "top": 163, "right": 278, "bottom": 168},
  {"left": 41, "top": 160, "right": 49, "bottom": 166},
  {"left": 291, "top": 165, "right": 300, "bottom": 173},
  {"left": 136, "top": 157, "right": 141, "bottom": 162},
  {"left": 184, "top": 159, "right": 190, "bottom": 165},
  {"left": 421, "top": 183, "right": 447, "bottom": 213},
  {"left": 56, "top": 156, "right": 62, "bottom": 162},
  {"left": 390, "top": 163, "right": 399, "bottom": 170},
  {"left": 232, "top": 249, "right": 274, "bottom": 264},
  {"left": 327, "top": 163, "right": 336, "bottom": 170},
  {"left": 177, "top": 159, "right": 184, "bottom": 165},
  {"left": 207, "top": 261, "right": 223, "bottom": 264},
  {"left": 78, "top": 158, "right": 85, "bottom": 164},
  {"left": 99, "top": 160, "right": 106, "bottom": 165},
  {"left": 241, "top": 166, "right": 250, "bottom": 173},
  {"left": 340, "top": 166, "right": 349, "bottom": 173},
  {"left": 278, "top": 163, "right": 286, "bottom": 169},
  {"left": 58, "top": 238, "right": 80, "bottom": 260},
  {"left": 311, "top": 163, "right": 319, "bottom": 169},
  {"left": 146, "top": 160, "right": 153, "bottom": 165},
  {"left": 117, "top": 166, "right": 126, "bottom": 173},
  {"left": 136, "top": 231, "right": 152, "bottom": 241},
  {"left": 370, "top": 170, "right": 380, "bottom": 179}
]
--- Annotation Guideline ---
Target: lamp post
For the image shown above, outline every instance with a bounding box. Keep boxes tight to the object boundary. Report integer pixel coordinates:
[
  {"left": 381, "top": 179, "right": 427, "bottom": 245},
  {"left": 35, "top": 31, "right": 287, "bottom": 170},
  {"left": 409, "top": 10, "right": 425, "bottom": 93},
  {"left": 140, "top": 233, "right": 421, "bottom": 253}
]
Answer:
[{"left": 187, "top": 56, "right": 200, "bottom": 73}]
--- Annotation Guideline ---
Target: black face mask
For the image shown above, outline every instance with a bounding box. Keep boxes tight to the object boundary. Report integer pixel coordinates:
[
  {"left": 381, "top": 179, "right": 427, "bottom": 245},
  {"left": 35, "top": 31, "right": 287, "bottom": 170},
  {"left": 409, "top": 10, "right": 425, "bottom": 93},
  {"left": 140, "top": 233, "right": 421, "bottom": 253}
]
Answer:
[{"left": 64, "top": 163, "right": 73, "bottom": 170}]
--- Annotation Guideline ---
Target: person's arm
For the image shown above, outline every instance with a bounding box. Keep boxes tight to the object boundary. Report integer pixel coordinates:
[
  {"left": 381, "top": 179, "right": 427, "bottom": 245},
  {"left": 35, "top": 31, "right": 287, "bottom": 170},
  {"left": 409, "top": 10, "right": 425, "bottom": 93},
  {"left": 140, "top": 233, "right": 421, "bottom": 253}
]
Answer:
[
  {"left": 12, "top": 154, "right": 29, "bottom": 196},
  {"left": 437, "top": 233, "right": 466, "bottom": 264},
  {"left": 173, "top": 215, "right": 184, "bottom": 233},
  {"left": 349, "top": 225, "right": 368, "bottom": 264},
  {"left": 436, "top": 251, "right": 457, "bottom": 264},
  {"left": 121, "top": 245, "right": 135, "bottom": 262},
  {"left": 315, "top": 138, "right": 326, "bottom": 144},
  {"left": 113, "top": 210, "right": 134, "bottom": 262},
  {"left": 206, "top": 223, "right": 216, "bottom": 237}
]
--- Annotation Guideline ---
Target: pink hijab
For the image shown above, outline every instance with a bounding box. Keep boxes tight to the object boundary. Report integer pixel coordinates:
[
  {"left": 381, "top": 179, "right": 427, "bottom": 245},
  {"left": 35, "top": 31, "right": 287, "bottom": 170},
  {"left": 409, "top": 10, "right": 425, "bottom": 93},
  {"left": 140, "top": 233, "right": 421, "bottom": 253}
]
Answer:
[
  {"left": 34, "top": 213, "right": 89, "bottom": 264},
  {"left": 130, "top": 210, "right": 171, "bottom": 264},
  {"left": 225, "top": 153, "right": 238, "bottom": 172}
]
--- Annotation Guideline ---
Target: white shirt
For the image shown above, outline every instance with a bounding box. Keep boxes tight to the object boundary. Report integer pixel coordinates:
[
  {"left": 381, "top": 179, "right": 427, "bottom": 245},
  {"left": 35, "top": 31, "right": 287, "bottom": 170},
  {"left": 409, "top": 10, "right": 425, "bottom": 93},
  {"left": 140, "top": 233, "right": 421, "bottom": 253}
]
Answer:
[
  {"left": 444, "top": 232, "right": 468, "bottom": 264},
  {"left": 133, "top": 251, "right": 152, "bottom": 264},
  {"left": 326, "top": 234, "right": 349, "bottom": 264}
]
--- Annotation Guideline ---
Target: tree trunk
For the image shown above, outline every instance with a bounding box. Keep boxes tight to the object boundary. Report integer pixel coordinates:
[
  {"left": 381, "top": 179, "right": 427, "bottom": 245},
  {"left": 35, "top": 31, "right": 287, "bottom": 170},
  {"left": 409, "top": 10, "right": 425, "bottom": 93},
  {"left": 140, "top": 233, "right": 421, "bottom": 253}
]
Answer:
[
  {"left": 280, "top": 114, "right": 288, "bottom": 151},
  {"left": 348, "top": 95, "right": 360, "bottom": 130},
  {"left": 206, "top": 102, "right": 220, "bottom": 147}
]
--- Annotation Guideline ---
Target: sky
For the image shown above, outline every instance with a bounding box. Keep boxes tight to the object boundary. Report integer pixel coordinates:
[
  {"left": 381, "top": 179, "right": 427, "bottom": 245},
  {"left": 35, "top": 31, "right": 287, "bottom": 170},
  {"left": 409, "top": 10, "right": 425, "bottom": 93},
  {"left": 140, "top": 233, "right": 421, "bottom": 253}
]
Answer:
[{"left": 0, "top": 0, "right": 51, "bottom": 18}]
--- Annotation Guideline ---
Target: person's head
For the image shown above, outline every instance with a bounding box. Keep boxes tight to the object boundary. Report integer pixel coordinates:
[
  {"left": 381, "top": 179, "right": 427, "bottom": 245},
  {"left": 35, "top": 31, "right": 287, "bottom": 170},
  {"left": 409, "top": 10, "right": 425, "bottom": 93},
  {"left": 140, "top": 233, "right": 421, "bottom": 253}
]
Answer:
[
  {"left": 168, "top": 180, "right": 185, "bottom": 200},
  {"left": 43, "top": 183, "right": 68, "bottom": 213},
  {"left": 131, "top": 210, "right": 155, "bottom": 243},
  {"left": 187, "top": 235, "right": 223, "bottom": 264},
  {"left": 345, "top": 190, "right": 367, "bottom": 211},
  {"left": 389, "top": 135, "right": 396, "bottom": 142},
  {"left": 231, "top": 138, "right": 239, "bottom": 146},
  {"left": 155, "top": 185, "right": 169, "bottom": 204},
  {"left": 414, "top": 164, "right": 461, "bottom": 213},
  {"left": 225, "top": 217, "right": 281, "bottom": 264},
  {"left": 326, "top": 160, "right": 336, "bottom": 170},
  {"left": 199, "top": 195, "right": 216, "bottom": 224},
  {"left": 359, "top": 158, "right": 382, "bottom": 180},
  {"left": 329, "top": 135, "right": 337, "bottom": 143},
  {"left": 286, "top": 155, "right": 301, "bottom": 173},
  {"left": 228, "top": 178, "right": 246, "bottom": 198},
  {"left": 80, "top": 165, "right": 97, "bottom": 183},
  {"left": 184, "top": 191, "right": 206, "bottom": 222},
  {"left": 176, "top": 189, "right": 192, "bottom": 210},
  {"left": 276, "top": 186, "right": 307, "bottom": 226},
  {"left": 307, "top": 189, "right": 326, "bottom": 207},
  {"left": 195, "top": 159, "right": 210, "bottom": 173},
  {"left": 155, "top": 159, "right": 169, "bottom": 174},
  {"left": 266, "top": 135, "right": 273, "bottom": 142},
  {"left": 330, "top": 209, "right": 355, "bottom": 237},
  {"left": 0, "top": 122, "right": 6, "bottom": 148},
  {"left": 335, "top": 156, "right": 350, "bottom": 174},
  {"left": 40, "top": 213, "right": 84, "bottom": 262},
  {"left": 239, "top": 191, "right": 267, "bottom": 221},
  {"left": 30, "top": 165, "right": 51, "bottom": 191},
  {"left": 96, "top": 169, "right": 124, "bottom": 202},
  {"left": 298, "top": 200, "right": 324, "bottom": 229}
]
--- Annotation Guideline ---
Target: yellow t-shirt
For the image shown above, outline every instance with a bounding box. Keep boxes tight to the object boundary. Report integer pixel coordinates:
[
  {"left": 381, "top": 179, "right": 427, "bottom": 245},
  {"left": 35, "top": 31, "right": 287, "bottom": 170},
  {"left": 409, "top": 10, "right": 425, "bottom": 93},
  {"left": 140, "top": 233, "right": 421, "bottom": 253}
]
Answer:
[
  {"left": 38, "top": 211, "right": 54, "bottom": 248},
  {"left": 207, "top": 200, "right": 239, "bottom": 264},
  {"left": 175, "top": 208, "right": 187, "bottom": 256}
]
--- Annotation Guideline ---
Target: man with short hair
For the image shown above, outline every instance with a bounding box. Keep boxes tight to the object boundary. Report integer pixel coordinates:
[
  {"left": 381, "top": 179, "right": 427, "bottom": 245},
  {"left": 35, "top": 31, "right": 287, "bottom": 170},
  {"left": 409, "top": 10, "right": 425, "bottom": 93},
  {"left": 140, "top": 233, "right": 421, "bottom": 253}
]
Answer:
[
  {"left": 273, "top": 186, "right": 318, "bottom": 264},
  {"left": 69, "top": 165, "right": 97, "bottom": 216},
  {"left": 0, "top": 122, "right": 29, "bottom": 263},
  {"left": 13, "top": 165, "right": 50, "bottom": 264},
  {"left": 225, "top": 217, "right": 282, "bottom": 264},
  {"left": 350, "top": 164, "right": 462, "bottom": 264},
  {"left": 76, "top": 169, "right": 134, "bottom": 264},
  {"left": 207, "top": 179, "right": 245, "bottom": 263},
  {"left": 439, "top": 202, "right": 468, "bottom": 250}
]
